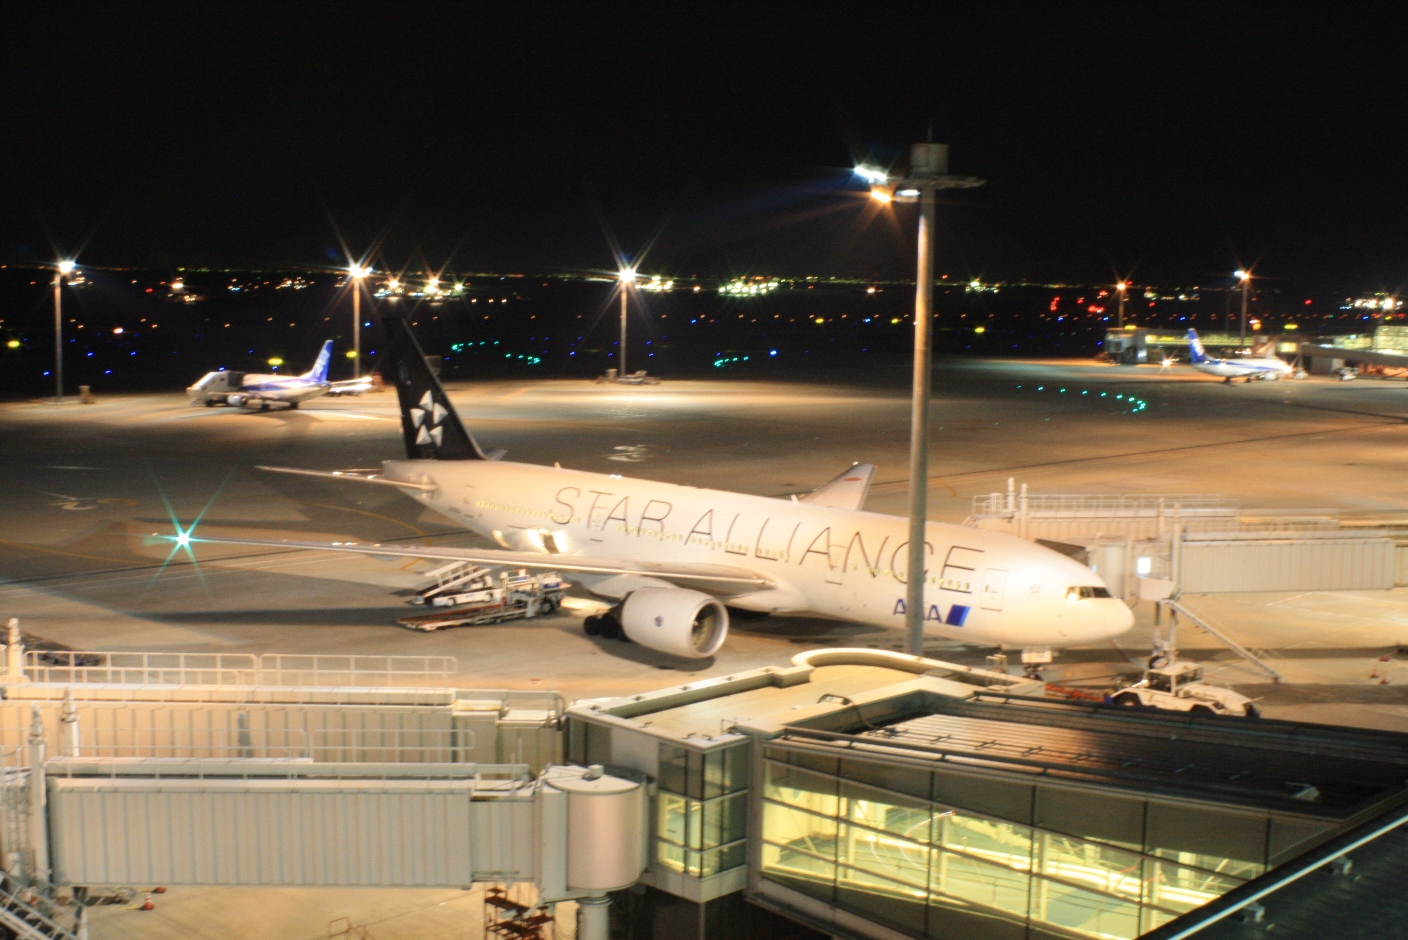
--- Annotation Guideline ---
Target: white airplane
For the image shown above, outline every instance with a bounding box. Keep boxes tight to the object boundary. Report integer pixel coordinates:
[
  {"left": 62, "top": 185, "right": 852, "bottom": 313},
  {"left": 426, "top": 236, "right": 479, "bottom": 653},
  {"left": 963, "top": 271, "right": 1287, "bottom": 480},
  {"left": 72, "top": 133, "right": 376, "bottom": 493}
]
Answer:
[
  {"left": 1187, "top": 329, "right": 1292, "bottom": 383},
  {"left": 187, "top": 340, "right": 371, "bottom": 409},
  {"left": 191, "top": 314, "right": 1133, "bottom": 664}
]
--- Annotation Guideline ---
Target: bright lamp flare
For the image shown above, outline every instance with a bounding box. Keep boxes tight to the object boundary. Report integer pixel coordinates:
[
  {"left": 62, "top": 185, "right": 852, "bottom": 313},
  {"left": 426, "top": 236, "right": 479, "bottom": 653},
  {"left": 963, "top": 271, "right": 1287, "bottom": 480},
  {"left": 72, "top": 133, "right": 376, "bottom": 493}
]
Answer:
[
  {"left": 1235, "top": 270, "right": 1249, "bottom": 280},
  {"left": 870, "top": 187, "right": 893, "bottom": 204},
  {"left": 855, "top": 165, "right": 888, "bottom": 185},
  {"left": 348, "top": 263, "right": 370, "bottom": 278},
  {"left": 57, "top": 260, "right": 75, "bottom": 275},
  {"left": 619, "top": 268, "right": 637, "bottom": 284}
]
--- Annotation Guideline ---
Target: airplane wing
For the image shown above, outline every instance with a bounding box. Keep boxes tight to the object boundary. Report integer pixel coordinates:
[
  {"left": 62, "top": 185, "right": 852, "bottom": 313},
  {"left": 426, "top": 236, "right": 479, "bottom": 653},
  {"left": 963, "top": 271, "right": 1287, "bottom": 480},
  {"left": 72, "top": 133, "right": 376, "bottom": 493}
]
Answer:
[
  {"left": 327, "top": 378, "right": 373, "bottom": 396},
  {"left": 254, "top": 465, "right": 439, "bottom": 491},
  {"left": 188, "top": 535, "right": 773, "bottom": 589},
  {"left": 798, "top": 463, "right": 876, "bottom": 510}
]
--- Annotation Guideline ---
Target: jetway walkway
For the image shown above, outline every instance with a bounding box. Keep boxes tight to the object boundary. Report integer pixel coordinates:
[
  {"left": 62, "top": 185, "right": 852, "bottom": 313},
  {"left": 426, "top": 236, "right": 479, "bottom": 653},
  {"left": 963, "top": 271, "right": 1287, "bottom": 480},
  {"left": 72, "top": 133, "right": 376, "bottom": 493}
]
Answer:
[{"left": 0, "top": 623, "right": 625, "bottom": 939}]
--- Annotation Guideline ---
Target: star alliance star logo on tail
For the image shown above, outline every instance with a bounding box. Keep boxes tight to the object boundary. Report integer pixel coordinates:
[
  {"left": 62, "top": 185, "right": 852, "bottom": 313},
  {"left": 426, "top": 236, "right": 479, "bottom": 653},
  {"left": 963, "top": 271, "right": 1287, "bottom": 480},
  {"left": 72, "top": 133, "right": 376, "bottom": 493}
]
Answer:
[{"left": 408, "top": 390, "right": 450, "bottom": 448}]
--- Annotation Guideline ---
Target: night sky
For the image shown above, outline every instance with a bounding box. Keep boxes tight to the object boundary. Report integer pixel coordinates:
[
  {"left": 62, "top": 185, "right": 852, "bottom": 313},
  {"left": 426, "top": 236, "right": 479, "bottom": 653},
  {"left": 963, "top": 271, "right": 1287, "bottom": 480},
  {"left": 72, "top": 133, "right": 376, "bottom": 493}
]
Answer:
[{"left": 4, "top": 4, "right": 1406, "bottom": 287}]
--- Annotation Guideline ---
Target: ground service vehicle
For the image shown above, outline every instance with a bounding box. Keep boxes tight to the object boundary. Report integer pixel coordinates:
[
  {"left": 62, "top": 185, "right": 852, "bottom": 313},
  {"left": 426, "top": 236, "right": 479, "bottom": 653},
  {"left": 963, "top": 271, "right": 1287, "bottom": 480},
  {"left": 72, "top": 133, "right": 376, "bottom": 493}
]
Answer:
[{"left": 1112, "top": 660, "right": 1260, "bottom": 717}]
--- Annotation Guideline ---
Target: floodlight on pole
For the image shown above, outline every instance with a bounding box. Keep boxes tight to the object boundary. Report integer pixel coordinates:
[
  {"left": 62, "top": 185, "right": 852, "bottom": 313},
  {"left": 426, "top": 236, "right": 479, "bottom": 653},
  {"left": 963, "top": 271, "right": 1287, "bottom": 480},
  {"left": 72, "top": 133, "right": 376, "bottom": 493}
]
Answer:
[
  {"left": 348, "top": 263, "right": 371, "bottom": 379},
  {"left": 52, "top": 261, "right": 76, "bottom": 403},
  {"left": 1236, "top": 270, "right": 1251, "bottom": 346},
  {"left": 860, "top": 145, "right": 985, "bottom": 656},
  {"left": 618, "top": 268, "right": 636, "bottom": 378},
  {"left": 1116, "top": 281, "right": 1128, "bottom": 329}
]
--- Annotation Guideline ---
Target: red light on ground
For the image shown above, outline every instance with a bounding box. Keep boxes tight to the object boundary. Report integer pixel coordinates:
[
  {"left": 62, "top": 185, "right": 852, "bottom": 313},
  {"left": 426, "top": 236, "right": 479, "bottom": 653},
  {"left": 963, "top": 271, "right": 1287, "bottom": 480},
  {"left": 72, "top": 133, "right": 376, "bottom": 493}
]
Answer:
[{"left": 1305, "top": 299, "right": 1312, "bottom": 304}]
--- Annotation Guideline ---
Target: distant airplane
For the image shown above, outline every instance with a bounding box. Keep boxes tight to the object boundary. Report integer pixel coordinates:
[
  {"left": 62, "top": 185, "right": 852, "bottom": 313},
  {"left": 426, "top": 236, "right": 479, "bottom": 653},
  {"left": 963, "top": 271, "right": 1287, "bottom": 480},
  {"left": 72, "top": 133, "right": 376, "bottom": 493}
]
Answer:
[
  {"left": 187, "top": 340, "right": 370, "bottom": 409},
  {"left": 189, "top": 314, "right": 1132, "bottom": 671},
  {"left": 1186, "top": 329, "right": 1292, "bottom": 383}
]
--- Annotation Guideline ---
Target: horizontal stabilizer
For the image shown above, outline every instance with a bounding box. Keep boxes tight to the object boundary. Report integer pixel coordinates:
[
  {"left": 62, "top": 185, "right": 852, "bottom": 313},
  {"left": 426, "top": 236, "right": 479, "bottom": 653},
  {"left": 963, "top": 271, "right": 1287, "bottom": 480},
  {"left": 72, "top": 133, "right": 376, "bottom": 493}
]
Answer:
[
  {"left": 798, "top": 463, "right": 876, "bottom": 511},
  {"left": 188, "top": 535, "right": 772, "bottom": 588}
]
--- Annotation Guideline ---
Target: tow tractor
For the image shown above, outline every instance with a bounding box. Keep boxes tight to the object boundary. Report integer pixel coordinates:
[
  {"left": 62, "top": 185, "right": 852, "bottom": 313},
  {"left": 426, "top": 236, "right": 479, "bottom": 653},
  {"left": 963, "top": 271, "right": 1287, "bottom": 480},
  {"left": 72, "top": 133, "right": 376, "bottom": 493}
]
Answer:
[
  {"left": 1109, "top": 640, "right": 1261, "bottom": 717},
  {"left": 396, "top": 561, "right": 568, "bottom": 632}
]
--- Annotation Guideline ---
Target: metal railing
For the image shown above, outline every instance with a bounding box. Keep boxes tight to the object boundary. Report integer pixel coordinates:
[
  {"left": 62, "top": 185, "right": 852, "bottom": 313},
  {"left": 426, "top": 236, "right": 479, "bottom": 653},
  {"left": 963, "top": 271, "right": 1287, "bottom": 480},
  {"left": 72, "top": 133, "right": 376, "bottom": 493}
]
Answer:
[
  {"left": 24, "top": 652, "right": 258, "bottom": 686},
  {"left": 971, "top": 492, "right": 1239, "bottom": 519},
  {"left": 20, "top": 652, "right": 459, "bottom": 687},
  {"left": 254, "top": 654, "right": 459, "bottom": 687}
]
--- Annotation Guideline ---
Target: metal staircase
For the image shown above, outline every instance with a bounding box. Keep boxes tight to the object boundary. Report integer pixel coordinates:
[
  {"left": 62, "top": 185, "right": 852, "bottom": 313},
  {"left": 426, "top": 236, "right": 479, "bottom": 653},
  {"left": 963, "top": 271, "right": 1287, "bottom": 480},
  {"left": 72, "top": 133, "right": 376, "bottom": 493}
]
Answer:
[
  {"left": 1164, "top": 599, "right": 1285, "bottom": 682},
  {"left": 0, "top": 874, "right": 80, "bottom": 940}
]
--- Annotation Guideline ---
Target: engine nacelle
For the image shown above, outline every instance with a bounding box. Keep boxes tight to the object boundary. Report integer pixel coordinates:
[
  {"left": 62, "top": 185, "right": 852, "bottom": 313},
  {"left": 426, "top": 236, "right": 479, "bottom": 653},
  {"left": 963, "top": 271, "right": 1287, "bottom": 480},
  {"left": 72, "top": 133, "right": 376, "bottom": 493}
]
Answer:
[{"left": 620, "top": 587, "right": 729, "bottom": 658}]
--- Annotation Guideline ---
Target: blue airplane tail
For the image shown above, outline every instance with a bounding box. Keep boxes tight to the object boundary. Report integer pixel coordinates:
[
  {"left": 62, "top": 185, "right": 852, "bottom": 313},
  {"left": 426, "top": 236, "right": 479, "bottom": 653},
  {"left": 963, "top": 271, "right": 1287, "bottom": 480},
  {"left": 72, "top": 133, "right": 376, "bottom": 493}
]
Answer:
[
  {"left": 1185, "top": 329, "right": 1210, "bottom": 364},
  {"left": 307, "top": 340, "right": 333, "bottom": 383}
]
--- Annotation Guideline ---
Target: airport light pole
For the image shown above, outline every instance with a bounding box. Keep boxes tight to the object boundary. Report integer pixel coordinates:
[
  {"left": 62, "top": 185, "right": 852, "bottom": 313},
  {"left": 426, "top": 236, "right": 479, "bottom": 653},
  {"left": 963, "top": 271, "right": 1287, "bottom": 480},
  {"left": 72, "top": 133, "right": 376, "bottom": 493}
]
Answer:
[
  {"left": 1116, "top": 281, "right": 1127, "bottom": 329},
  {"left": 861, "top": 144, "right": 984, "bottom": 656},
  {"left": 1236, "top": 270, "right": 1251, "bottom": 347},
  {"left": 52, "top": 260, "right": 75, "bottom": 404},
  {"left": 618, "top": 267, "right": 636, "bottom": 377},
  {"left": 348, "top": 263, "right": 370, "bottom": 379}
]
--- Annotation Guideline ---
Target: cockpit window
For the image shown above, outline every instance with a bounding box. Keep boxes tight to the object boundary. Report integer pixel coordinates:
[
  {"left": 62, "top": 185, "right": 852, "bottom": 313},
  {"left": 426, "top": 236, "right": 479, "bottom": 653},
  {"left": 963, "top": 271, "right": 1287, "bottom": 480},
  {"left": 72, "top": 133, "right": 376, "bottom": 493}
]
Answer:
[{"left": 1067, "top": 586, "right": 1112, "bottom": 600}]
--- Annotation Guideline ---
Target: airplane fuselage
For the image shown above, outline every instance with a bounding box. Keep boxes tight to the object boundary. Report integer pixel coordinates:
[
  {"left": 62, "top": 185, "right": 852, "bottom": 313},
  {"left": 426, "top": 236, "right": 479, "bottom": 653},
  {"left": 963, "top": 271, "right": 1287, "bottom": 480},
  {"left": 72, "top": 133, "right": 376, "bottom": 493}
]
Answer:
[
  {"left": 1191, "top": 357, "right": 1291, "bottom": 380},
  {"left": 382, "top": 458, "right": 1133, "bottom": 650}
]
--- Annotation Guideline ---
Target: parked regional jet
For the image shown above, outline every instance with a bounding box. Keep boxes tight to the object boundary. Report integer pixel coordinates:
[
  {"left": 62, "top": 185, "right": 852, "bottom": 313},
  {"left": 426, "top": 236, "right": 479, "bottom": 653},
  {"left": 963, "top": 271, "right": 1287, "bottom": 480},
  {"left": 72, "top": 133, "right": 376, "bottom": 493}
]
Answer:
[
  {"left": 187, "top": 341, "right": 371, "bottom": 409},
  {"left": 1187, "top": 329, "right": 1292, "bottom": 383},
  {"left": 190, "top": 315, "right": 1132, "bottom": 665}
]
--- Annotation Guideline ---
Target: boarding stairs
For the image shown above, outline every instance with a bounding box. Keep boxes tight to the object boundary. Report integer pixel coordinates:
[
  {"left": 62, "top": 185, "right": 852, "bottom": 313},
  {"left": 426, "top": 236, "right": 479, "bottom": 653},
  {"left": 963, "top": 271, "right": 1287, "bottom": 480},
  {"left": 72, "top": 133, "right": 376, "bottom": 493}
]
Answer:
[
  {"left": 0, "top": 873, "right": 80, "bottom": 940},
  {"left": 1162, "top": 599, "right": 1285, "bottom": 683},
  {"left": 414, "top": 561, "right": 496, "bottom": 606}
]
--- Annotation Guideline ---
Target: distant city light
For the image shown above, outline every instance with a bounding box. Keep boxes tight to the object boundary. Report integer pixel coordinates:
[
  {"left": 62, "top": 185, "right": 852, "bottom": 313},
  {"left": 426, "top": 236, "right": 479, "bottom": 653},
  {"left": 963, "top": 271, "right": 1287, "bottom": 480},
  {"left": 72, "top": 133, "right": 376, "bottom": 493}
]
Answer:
[
  {"left": 112, "top": 327, "right": 123, "bottom": 334},
  {"left": 974, "top": 326, "right": 986, "bottom": 334},
  {"left": 345, "top": 350, "right": 357, "bottom": 358},
  {"left": 5, "top": 340, "right": 18, "bottom": 349},
  {"left": 721, "top": 277, "right": 779, "bottom": 297}
]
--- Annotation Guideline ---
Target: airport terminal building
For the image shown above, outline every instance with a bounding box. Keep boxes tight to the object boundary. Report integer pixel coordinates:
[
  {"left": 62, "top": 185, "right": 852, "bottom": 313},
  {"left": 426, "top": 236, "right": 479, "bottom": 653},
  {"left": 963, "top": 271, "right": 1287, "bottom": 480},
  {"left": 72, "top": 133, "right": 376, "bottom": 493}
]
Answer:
[{"left": 562, "top": 649, "right": 1408, "bottom": 940}]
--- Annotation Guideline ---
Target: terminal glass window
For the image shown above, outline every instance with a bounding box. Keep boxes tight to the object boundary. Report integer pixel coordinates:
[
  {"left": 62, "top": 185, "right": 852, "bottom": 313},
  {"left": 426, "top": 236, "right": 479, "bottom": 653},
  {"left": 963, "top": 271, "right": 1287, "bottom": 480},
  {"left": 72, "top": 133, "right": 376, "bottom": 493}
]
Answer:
[
  {"left": 656, "top": 742, "right": 748, "bottom": 878},
  {"left": 758, "top": 746, "right": 1271, "bottom": 940}
]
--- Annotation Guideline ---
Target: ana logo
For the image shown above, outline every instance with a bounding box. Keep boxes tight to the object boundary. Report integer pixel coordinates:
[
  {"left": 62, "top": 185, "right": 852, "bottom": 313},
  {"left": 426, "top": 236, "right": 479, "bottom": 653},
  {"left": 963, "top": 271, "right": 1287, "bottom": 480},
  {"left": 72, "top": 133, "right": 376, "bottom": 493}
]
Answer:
[
  {"left": 654, "top": 616, "right": 664, "bottom": 627},
  {"left": 408, "top": 390, "right": 449, "bottom": 447}
]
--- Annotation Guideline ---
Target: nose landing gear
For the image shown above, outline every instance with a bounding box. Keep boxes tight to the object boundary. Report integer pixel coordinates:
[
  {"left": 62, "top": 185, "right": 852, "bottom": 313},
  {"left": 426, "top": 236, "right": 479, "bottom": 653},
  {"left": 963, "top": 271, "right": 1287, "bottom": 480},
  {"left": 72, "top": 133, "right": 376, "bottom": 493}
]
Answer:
[{"left": 1021, "top": 647, "right": 1053, "bottom": 679}]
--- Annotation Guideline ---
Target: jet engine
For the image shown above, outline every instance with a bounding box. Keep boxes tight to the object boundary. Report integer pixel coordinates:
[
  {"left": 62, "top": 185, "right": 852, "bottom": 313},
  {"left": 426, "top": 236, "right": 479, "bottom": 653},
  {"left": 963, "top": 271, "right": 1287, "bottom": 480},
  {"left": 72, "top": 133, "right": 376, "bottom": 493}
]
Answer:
[{"left": 619, "top": 587, "right": 729, "bottom": 658}]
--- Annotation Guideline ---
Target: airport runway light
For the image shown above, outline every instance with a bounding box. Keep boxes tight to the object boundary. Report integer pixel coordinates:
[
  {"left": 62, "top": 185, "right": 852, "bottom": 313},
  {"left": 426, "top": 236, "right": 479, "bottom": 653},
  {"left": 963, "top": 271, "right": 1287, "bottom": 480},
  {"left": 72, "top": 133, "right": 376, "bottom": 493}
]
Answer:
[
  {"left": 618, "top": 268, "right": 636, "bottom": 378},
  {"left": 859, "top": 144, "right": 985, "bottom": 656},
  {"left": 1236, "top": 270, "right": 1251, "bottom": 346},
  {"left": 51, "top": 260, "right": 76, "bottom": 403}
]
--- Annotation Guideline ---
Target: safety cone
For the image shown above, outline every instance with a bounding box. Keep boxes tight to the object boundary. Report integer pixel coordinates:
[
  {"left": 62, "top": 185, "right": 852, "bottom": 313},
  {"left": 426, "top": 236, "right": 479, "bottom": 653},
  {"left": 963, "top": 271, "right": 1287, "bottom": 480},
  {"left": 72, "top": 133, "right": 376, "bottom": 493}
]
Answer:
[
  {"left": 140, "top": 893, "right": 154, "bottom": 911},
  {"left": 152, "top": 886, "right": 166, "bottom": 894}
]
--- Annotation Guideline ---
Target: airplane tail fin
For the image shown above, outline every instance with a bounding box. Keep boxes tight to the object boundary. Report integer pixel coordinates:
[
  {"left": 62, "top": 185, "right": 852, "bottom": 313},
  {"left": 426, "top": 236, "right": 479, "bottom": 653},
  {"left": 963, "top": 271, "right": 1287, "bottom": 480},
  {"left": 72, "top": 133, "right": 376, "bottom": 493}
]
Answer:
[
  {"left": 1185, "top": 329, "right": 1209, "bottom": 364},
  {"left": 306, "top": 340, "right": 334, "bottom": 383},
  {"left": 379, "top": 314, "right": 487, "bottom": 460}
]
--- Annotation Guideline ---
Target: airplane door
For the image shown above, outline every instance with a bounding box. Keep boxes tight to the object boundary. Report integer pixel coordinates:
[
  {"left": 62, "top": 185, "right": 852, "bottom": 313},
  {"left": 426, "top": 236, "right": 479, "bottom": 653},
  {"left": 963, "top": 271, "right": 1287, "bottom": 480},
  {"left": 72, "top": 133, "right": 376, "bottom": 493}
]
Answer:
[{"left": 980, "top": 569, "right": 1007, "bottom": 611}]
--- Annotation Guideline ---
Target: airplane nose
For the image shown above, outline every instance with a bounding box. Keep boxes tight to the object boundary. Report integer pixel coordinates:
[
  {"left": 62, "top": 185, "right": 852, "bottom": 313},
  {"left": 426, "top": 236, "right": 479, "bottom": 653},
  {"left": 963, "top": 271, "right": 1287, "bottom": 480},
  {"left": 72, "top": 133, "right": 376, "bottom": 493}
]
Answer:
[{"left": 1106, "top": 601, "right": 1135, "bottom": 638}]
